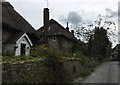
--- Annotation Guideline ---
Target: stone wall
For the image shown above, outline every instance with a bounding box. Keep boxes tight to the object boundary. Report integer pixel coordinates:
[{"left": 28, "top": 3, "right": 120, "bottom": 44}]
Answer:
[
  {"left": 64, "top": 60, "right": 82, "bottom": 79},
  {"left": 2, "top": 60, "right": 82, "bottom": 83},
  {"left": 48, "top": 36, "right": 73, "bottom": 56},
  {"left": 2, "top": 60, "right": 45, "bottom": 83}
]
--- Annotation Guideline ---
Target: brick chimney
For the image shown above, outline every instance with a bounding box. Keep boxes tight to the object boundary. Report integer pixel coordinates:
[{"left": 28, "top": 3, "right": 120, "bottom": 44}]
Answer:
[
  {"left": 43, "top": 8, "right": 49, "bottom": 27},
  {"left": 43, "top": 8, "right": 49, "bottom": 44}
]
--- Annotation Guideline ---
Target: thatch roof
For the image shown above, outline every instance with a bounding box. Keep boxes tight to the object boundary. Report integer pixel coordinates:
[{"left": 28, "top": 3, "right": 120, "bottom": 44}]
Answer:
[
  {"left": 37, "top": 19, "right": 77, "bottom": 42},
  {"left": 5, "top": 32, "right": 24, "bottom": 43},
  {"left": 2, "top": 2, "right": 39, "bottom": 45}
]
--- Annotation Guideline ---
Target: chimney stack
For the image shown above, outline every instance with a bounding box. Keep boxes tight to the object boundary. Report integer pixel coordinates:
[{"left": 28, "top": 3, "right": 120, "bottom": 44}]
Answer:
[
  {"left": 43, "top": 8, "right": 49, "bottom": 27},
  {"left": 71, "top": 30, "right": 74, "bottom": 35},
  {"left": 66, "top": 22, "right": 69, "bottom": 31},
  {"left": 43, "top": 8, "right": 49, "bottom": 42}
]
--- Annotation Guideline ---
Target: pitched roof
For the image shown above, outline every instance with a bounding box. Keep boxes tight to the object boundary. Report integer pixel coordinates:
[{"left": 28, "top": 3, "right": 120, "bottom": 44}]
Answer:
[
  {"left": 37, "top": 19, "right": 77, "bottom": 42},
  {"left": 5, "top": 32, "right": 24, "bottom": 43},
  {"left": 2, "top": 2, "right": 39, "bottom": 44}
]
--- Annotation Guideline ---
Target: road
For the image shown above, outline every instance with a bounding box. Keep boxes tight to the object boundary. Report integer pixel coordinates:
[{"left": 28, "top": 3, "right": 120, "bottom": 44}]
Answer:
[{"left": 81, "top": 61, "right": 120, "bottom": 83}]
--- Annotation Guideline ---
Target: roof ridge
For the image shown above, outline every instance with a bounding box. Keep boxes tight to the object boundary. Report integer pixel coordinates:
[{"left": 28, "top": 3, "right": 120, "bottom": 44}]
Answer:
[
  {"left": 49, "top": 19, "right": 76, "bottom": 37},
  {"left": 37, "top": 19, "right": 77, "bottom": 42},
  {"left": 2, "top": 1, "right": 14, "bottom": 8}
]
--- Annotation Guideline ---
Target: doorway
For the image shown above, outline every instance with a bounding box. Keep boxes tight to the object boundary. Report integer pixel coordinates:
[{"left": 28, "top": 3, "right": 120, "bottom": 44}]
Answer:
[{"left": 21, "top": 43, "right": 26, "bottom": 55}]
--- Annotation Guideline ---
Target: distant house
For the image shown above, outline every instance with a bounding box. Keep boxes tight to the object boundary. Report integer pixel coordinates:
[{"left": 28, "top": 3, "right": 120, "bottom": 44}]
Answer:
[
  {"left": 37, "top": 8, "right": 77, "bottom": 56},
  {"left": 2, "top": 2, "right": 39, "bottom": 56},
  {"left": 111, "top": 44, "right": 120, "bottom": 61}
]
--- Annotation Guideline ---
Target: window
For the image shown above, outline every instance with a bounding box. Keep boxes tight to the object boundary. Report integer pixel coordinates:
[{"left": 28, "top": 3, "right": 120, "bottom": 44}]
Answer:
[{"left": 53, "top": 36, "right": 56, "bottom": 41}]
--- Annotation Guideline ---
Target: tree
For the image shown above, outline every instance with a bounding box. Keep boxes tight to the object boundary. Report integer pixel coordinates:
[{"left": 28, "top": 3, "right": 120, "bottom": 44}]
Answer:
[
  {"left": 74, "top": 14, "right": 117, "bottom": 44},
  {"left": 88, "top": 27, "right": 112, "bottom": 60},
  {"left": 73, "top": 14, "right": 116, "bottom": 60},
  {"left": 72, "top": 40, "right": 88, "bottom": 56}
]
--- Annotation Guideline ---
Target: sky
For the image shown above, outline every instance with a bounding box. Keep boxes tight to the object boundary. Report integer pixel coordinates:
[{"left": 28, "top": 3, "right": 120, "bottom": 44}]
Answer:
[{"left": 4, "top": 0, "right": 120, "bottom": 47}]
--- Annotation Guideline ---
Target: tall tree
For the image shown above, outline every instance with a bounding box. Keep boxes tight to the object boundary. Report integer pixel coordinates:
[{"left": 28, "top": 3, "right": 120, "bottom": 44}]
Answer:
[
  {"left": 89, "top": 27, "right": 111, "bottom": 60},
  {"left": 73, "top": 14, "right": 116, "bottom": 59}
]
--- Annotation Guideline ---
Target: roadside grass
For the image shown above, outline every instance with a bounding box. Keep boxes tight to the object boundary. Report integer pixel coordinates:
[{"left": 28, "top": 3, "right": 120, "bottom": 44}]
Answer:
[
  {"left": 80, "top": 67, "right": 93, "bottom": 77},
  {"left": 72, "top": 57, "right": 101, "bottom": 83},
  {"left": 72, "top": 65, "right": 97, "bottom": 83}
]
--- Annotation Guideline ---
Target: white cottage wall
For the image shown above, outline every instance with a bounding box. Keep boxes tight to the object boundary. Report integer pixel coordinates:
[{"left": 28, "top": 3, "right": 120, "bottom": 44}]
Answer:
[{"left": 15, "top": 37, "right": 30, "bottom": 56}]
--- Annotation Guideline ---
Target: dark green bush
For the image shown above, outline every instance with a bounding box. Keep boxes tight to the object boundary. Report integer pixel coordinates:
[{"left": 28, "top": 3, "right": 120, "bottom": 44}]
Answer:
[
  {"left": 31, "top": 45, "right": 71, "bottom": 83},
  {"left": 80, "top": 67, "right": 92, "bottom": 77},
  {"left": 31, "top": 45, "right": 64, "bottom": 58}
]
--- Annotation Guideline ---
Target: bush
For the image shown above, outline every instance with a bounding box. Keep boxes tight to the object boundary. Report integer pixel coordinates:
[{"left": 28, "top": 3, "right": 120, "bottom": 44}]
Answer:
[
  {"left": 31, "top": 45, "right": 71, "bottom": 83},
  {"left": 31, "top": 45, "right": 64, "bottom": 58},
  {"left": 73, "top": 51, "right": 89, "bottom": 65},
  {"left": 80, "top": 67, "right": 92, "bottom": 77},
  {"left": 31, "top": 45, "right": 47, "bottom": 58}
]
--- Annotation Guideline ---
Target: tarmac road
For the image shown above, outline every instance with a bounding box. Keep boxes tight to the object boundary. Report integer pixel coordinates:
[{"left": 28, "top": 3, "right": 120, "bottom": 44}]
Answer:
[{"left": 81, "top": 61, "right": 120, "bottom": 83}]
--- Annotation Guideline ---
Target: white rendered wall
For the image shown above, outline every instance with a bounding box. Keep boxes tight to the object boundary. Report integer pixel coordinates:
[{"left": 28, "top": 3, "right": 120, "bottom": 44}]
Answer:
[{"left": 15, "top": 37, "right": 30, "bottom": 56}]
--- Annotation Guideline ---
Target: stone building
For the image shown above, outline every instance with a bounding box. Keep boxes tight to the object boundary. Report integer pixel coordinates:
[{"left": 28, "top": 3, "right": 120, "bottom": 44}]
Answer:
[
  {"left": 111, "top": 44, "right": 120, "bottom": 61},
  {"left": 37, "top": 8, "right": 77, "bottom": 56},
  {"left": 2, "top": 2, "right": 39, "bottom": 56},
  {"left": 1, "top": 2, "right": 78, "bottom": 56}
]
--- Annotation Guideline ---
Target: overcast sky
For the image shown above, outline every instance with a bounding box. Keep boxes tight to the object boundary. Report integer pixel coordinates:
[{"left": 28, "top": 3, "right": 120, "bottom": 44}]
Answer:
[
  {"left": 5, "top": 0, "right": 120, "bottom": 46},
  {"left": 5, "top": 0, "right": 118, "bottom": 28}
]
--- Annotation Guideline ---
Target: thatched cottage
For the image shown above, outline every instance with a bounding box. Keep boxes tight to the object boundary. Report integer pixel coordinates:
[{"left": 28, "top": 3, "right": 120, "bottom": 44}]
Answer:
[
  {"left": 1, "top": 1, "right": 78, "bottom": 56},
  {"left": 2, "top": 2, "right": 39, "bottom": 56},
  {"left": 37, "top": 8, "right": 77, "bottom": 56}
]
